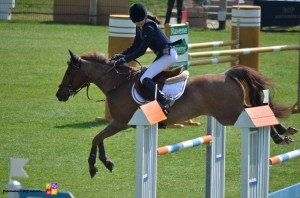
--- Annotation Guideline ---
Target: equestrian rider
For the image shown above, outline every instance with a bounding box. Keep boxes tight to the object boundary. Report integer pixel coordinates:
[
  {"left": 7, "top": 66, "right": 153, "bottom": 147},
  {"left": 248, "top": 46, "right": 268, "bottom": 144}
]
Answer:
[{"left": 112, "top": 3, "right": 179, "bottom": 114}]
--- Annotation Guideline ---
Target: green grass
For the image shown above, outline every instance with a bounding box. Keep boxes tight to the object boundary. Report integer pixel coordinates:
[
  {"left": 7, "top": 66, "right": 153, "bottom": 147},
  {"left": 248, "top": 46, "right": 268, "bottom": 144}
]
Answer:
[{"left": 0, "top": 21, "right": 299, "bottom": 198}]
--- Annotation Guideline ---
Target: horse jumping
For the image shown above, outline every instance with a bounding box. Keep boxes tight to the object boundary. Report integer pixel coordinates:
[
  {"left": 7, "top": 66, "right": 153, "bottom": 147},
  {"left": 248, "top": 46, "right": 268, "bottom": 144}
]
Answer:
[{"left": 56, "top": 51, "right": 297, "bottom": 178}]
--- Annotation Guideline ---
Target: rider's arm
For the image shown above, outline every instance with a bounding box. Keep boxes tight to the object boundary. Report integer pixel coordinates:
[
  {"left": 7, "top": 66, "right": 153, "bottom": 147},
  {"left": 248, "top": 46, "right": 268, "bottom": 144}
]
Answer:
[
  {"left": 122, "top": 24, "right": 155, "bottom": 63},
  {"left": 121, "top": 27, "right": 141, "bottom": 56}
]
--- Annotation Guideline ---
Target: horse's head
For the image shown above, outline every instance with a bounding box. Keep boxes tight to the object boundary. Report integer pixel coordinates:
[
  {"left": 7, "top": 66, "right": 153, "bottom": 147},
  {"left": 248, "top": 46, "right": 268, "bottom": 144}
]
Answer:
[{"left": 56, "top": 50, "right": 90, "bottom": 102}]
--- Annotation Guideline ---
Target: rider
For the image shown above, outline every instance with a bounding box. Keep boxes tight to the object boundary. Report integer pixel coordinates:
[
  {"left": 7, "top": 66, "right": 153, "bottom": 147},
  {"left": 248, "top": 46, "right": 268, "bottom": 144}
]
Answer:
[{"left": 112, "top": 3, "right": 179, "bottom": 115}]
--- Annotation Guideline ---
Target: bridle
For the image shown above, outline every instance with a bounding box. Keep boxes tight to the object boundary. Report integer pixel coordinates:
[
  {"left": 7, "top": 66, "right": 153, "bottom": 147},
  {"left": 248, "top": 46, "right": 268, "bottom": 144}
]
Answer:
[
  {"left": 59, "top": 55, "right": 141, "bottom": 100},
  {"left": 59, "top": 57, "right": 91, "bottom": 98}
]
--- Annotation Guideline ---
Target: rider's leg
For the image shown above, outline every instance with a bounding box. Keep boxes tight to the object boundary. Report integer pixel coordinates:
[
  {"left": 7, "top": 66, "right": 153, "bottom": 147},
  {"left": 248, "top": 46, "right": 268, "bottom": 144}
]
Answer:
[
  {"left": 140, "top": 48, "right": 177, "bottom": 83},
  {"left": 142, "top": 77, "right": 175, "bottom": 113},
  {"left": 140, "top": 48, "right": 177, "bottom": 113}
]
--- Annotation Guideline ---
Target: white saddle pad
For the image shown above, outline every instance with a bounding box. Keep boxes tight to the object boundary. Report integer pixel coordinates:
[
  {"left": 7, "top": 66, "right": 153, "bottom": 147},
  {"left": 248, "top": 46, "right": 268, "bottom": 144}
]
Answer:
[{"left": 131, "top": 78, "right": 188, "bottom": 105}]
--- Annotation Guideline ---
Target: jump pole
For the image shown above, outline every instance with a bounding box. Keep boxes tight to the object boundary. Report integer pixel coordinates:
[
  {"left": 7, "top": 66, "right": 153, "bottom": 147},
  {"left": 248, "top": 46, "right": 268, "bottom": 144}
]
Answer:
[
  {"left": 269, "top": 149, "right": 300, "bottom": 166},
  {"left": 268, "top": 151, "right": 300, "bottom": 197},
  {"left": 189, "top": 45, "right": 300, "bottom": 58},
  {"left": 188, "top": 40, "right": 237, "bottom": 49},
  {"left": 188, "top": 57, "right": 238, "bottom": 66},
  {"left": 157, "top": 135, "right": 212, "bottom": 156}
]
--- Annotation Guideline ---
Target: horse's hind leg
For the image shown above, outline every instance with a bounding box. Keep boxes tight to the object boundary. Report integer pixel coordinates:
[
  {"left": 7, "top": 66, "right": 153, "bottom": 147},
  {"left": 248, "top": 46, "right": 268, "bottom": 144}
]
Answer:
[
  {"left": 270, "top": 125, "right": 294, "bottom": 145},
  {"left": 273, "top": 123, "right": 298, "bottom": 136}
]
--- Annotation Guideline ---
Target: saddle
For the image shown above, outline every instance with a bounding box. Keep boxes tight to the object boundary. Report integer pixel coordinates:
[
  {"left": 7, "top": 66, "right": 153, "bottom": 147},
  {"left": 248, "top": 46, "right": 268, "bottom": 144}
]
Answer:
[{"left": 133, "top": 65, "right": 189, "bottom": 102}]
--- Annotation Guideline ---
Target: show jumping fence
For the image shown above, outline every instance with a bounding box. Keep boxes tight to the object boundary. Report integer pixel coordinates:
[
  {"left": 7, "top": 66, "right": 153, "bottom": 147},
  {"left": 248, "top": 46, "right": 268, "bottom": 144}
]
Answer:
[
  {"left": 129, "top": 93, "right": 300, "bottom": 198},
  {"left": 129, "top": 100, "right": 226, "bottom": 198}
]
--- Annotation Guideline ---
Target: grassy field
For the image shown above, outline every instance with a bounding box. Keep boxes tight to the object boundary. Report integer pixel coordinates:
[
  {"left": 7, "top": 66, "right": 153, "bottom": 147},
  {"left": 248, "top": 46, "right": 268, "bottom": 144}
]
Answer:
[{"left": 0, "top": 21, "right": 299, "bottom": 198}]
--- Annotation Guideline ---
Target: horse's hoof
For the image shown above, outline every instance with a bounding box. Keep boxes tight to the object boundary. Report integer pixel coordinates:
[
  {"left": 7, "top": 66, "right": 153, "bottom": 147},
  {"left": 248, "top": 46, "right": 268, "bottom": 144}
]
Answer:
[
  {"left": 287, "top": 127, "right": 298, "bottom": 135},
  {"left": 105, "top": 160, "right": 115, "bottom": 173},
  {"left": 89, "top": 167, "right": 98, "bottom": 178},
  {"left": 283, "top": 136, "right": 294, "bottom": 145}
]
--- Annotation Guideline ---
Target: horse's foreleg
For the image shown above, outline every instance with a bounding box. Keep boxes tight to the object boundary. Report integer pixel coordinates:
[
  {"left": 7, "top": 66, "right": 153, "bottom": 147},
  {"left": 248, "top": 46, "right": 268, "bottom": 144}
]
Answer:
[
  {"left": 88, "top": 120, "right": 128, "bottom": 178},
  {"left": 98, "top": 142, "right": 114, "bottom": 172},
  {"left": 88, "top": 146, "right": 98, "bottom": 178}
]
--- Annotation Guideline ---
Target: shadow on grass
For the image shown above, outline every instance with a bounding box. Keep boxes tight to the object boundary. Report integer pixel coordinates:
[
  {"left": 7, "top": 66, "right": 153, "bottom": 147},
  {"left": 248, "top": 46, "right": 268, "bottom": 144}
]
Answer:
[{"left": 55, "top": 120, "right": 108, "bottom": 129}]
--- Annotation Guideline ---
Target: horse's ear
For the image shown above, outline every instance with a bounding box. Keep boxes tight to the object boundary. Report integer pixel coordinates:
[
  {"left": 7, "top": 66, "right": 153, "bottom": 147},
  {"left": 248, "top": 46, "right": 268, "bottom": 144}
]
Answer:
[{"left": 68, "top": 49, "right": 79, "bottom": 65}]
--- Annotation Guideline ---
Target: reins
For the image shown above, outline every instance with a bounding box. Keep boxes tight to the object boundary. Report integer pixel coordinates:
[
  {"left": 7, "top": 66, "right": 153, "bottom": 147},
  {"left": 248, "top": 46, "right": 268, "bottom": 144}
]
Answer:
[
  {"left": 66, "top": 56, "right": 142, "bottom": 102},
  {"left": 103, "top": 59, "right": 142, "bottom": 96}
]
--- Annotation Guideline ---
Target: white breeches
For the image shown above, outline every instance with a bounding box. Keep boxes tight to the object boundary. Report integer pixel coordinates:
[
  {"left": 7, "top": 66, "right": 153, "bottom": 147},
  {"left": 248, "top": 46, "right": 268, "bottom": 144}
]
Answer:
[{"left": 140, "top": 47, "right": 177, "bottom": 83}]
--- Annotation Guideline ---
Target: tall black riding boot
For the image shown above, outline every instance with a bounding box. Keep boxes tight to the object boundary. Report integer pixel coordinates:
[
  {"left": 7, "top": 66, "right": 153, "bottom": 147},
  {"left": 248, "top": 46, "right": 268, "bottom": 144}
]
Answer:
[{"left": 142, "top": 77, "right": 175, "bottom": 115}]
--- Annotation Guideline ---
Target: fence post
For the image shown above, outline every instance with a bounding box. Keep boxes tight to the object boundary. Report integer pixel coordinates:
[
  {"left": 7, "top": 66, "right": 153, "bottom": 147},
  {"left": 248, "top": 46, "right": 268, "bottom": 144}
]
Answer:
[
  {"left": 205, "top": 116, "right": 226, "bottom": 198},
  {"left": 128, "top": 101, "right": 166, "bottom": 198},
  {"left": 234, "top": 105, "right": 278, "bottom": 198}
]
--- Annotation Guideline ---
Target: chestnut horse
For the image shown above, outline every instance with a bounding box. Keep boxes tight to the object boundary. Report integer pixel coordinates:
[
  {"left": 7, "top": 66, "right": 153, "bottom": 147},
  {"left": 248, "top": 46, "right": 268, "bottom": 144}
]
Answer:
[{"left": 56, "top": 51, "right": 297, "bottom": 178}]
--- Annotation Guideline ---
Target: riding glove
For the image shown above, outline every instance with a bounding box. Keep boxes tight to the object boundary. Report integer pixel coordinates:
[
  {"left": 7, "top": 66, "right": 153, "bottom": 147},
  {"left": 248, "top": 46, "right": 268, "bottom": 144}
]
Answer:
[
  {"left": 114, "top": 57, "right": 126, "bottom": 67},
  {"left": 111, "top": 54, "right": 123, "bottom": 61}
]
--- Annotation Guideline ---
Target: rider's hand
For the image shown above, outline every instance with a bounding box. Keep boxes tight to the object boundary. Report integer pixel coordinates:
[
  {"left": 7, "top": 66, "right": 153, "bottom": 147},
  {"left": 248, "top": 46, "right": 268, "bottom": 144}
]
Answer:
[
  {"left": 111, "top": 54, "right": 123, "bottom": 61},
  {"left": 114, "top": 58, "right": 126, "bottom": 68}
]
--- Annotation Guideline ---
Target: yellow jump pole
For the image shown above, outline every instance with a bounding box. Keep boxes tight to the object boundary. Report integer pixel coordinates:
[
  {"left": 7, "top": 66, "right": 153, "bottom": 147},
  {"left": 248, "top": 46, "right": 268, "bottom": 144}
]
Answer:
[
  {"left": 231, "top": 5, "right": 261, "bottom": 70},
  {"left": 97, "top": 15, "right": 136, "bottom": 122},
  {"left": 188, "top": 40, "right": 237, "bottom": 50},
  {"left": 188, "top": 45, "right": 300, "bottom": 58},
  {"left": 188, "top": 57, "right": 238, "bottom": 66}
]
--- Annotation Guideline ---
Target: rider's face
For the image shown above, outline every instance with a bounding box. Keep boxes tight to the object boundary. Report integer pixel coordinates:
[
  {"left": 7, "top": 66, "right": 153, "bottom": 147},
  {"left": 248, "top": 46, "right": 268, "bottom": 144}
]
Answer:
[{"left": 135, "top": 19, "right": 146, "bottom": 28}]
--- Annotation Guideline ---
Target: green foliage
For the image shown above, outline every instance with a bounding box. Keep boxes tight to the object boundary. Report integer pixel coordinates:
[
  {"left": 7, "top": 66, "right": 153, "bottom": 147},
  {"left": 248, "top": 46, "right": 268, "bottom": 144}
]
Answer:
[{"left": 0, "top": 21, "right": 299, "bottom": 198}]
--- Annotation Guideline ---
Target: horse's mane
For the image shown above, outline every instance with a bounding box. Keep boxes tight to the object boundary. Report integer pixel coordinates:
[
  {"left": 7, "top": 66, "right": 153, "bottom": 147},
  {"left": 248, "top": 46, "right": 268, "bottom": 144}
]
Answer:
[
  {"left": 80, "top": 51, "right": 140, "bottom": 73},
  {"left": 81, "top": 52, "right": 111, "bottom": 65}
]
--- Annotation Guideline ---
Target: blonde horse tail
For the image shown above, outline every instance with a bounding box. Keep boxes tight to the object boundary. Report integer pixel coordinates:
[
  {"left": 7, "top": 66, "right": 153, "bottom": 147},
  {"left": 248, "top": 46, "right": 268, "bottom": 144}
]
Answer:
[{"left": 225, "top": 65, "right": 291, "bottom": 118}]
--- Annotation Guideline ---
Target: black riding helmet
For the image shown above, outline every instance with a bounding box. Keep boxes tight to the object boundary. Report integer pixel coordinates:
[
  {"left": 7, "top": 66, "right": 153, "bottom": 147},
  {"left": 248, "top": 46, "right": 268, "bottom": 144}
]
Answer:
[{"left": 129, "top": 3, "right": 147, "bottom": 23}]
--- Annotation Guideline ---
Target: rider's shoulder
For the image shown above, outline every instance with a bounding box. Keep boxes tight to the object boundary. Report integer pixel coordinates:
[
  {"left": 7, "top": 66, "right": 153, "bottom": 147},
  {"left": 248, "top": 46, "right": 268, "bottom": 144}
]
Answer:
[{"left": 144, "top": 19, "right": 158, "bottom": 30}]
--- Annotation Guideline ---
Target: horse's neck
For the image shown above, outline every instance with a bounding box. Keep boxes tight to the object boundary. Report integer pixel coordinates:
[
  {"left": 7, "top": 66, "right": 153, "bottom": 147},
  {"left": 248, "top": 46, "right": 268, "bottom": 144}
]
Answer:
[{"left": 83, "top": 62, "right": 137, "bottom": 95}]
